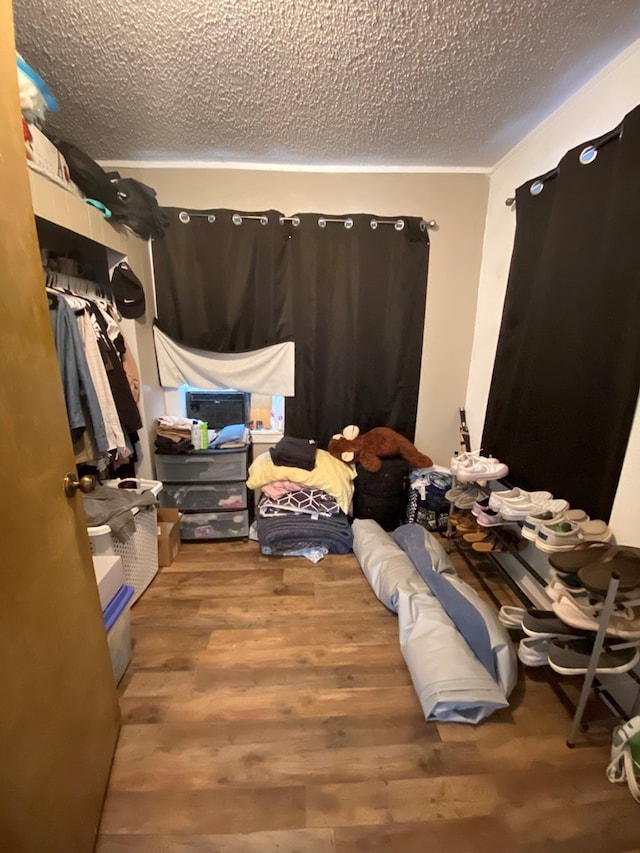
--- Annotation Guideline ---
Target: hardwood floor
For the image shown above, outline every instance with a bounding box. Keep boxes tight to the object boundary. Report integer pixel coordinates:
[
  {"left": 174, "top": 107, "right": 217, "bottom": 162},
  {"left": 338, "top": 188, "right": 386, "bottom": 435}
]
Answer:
[{"left": 96, "top": 540, "right": 640, "bottom": 853}]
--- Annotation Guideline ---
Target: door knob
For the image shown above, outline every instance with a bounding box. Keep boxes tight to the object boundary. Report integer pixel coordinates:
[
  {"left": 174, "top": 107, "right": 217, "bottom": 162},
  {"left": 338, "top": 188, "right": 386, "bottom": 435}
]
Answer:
[{"left": 64, "top": 472, "right": 98, "bottom": 498}]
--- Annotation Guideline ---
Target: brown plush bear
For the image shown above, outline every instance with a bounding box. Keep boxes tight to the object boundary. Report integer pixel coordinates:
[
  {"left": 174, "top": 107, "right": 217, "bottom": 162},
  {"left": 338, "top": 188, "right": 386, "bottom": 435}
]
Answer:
[{"left": 328, "top": 425, "right": 433, "bottom": 473}]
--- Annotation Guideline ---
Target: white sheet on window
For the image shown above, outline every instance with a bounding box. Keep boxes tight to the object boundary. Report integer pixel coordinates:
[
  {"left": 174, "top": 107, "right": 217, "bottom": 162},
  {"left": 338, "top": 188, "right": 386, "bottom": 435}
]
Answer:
[{"left": 153, "top": 325, "right": 295, "bottom": 396}]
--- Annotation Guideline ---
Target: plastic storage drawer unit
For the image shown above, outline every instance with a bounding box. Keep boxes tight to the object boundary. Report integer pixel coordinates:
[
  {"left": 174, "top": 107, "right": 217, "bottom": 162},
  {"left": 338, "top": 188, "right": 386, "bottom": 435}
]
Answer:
[
  {"left": 180, "top": 511, "right": 249, "bottom": 540},
  {"left": 161, "top": 482, "right": 247, "bottom": 512},
  {"left": 155, "top": 451, "right": 246, "bottom": 483},
  {"left": 155, "top": 446, "right": 250, "bottom": 541}
]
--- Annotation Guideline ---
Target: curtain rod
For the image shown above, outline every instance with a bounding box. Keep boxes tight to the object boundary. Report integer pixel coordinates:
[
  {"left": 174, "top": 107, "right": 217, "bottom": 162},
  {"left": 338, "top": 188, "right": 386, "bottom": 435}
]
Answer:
[
  {"left": 178, "top": 211, "right": 437, "bottom": 229},
  {"left": 504, "top": 124, "right": 624, "bottom": 207}
]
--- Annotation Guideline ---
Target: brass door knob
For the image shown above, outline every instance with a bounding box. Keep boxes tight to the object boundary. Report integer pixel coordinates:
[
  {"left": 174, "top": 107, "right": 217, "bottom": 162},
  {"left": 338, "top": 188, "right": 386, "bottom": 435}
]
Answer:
[{"left": 64, "top": 473, "right": 98, "bottom": 498}]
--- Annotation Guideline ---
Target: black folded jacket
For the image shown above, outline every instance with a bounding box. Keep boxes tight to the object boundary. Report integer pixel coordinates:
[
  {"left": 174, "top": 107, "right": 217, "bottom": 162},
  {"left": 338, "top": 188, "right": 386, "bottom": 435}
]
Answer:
[{"left": 270, "top": 435, "right": 317, "bottom": 470}]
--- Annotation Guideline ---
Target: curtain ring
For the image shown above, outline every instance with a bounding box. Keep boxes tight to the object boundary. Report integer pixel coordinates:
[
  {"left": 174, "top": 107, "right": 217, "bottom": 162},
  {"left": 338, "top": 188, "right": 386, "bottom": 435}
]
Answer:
[
  {"left": 394, "top": 219, "right": 405, "bottom": 231},
  {"left": 207, "top": 214, "right": 216, "bottom": 223},
  {"left": 370, "top": 219, "right": 378, "bottom": 230},
  {"left": 318, "top": 217, "right": 327, "bottom": 228},
  {"left": 178, "top": 211, "right": 190, "bottom": 223},
  {"left": 344, "top": 218, "right": 353, "bottom": 230},
  {"left": 530, "top": 180, "right": 544, "bottom": 196},
  {"left": 259, "top": 215, "right": 269, "bottom": 225},
  {"left": 579, "top": 145, "right": 597, "bottom": 165},
  {"left": 291, "top": 216, "right": 300, "bottom": 227},
  {"left": 232, "top": 213, "right": 242, "bottom": 225}
]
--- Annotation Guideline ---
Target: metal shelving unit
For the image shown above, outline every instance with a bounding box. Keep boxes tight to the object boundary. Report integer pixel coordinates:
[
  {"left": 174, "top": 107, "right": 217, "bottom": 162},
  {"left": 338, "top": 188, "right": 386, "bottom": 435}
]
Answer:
[{"left": 445, "top": 457, "right": 640, "bottom": 745}]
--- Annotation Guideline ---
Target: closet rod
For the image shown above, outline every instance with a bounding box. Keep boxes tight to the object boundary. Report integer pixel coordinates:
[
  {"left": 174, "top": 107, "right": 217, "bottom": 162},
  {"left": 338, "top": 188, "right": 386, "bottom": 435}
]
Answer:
[
  {"left": 178, "top": 211, "right": 437, "bottom": 230},
  {"left": 44, "top": 268, "right": 113, "bottom": 303}
]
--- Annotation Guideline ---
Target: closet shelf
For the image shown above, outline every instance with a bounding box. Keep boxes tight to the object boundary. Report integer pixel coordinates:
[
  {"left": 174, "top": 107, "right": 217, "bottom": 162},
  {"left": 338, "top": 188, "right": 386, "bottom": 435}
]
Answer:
[{"left": 28, "top": 170, "right": 129, "bottom": 254}]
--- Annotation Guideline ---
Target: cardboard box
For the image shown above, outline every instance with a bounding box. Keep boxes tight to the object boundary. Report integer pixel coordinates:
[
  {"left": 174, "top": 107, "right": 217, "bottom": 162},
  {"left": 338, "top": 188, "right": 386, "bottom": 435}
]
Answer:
[{"left": 157, "top": 508, "right": 182, "bottom": 567}]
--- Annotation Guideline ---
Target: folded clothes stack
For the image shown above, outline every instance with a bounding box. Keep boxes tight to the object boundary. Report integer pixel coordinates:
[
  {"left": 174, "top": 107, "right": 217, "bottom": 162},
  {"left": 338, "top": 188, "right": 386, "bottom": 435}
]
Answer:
[
  {"left": 154, "top": 415, "right": 196, "bottom": 454},
  {"left": 247, "top": 444, "right": 356, "bottom": 562}
]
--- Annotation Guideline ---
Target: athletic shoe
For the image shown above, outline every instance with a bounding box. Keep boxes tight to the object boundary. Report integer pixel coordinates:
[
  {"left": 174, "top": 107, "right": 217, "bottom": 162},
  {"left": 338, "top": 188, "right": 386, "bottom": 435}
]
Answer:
[
  {"left": 548, "top": 637, "right": 640, "bottom": 675},
  {"left": 454, "top": 455, "right": 509, "bottom": 484},
  {"left": 517, "top": 636, "right": 551, "bottom": 667},
  {"left": 522, "top": 608, "right": 589, "bottom": 639},
  {"left": 537, "top": 519, "right": 613, "bottom": 553},
  {"left": 522, "top": 509, "right": 566, "bottom": 542},
  {"left": 498, "top": 605, "right": 527, "bottom": 629}
]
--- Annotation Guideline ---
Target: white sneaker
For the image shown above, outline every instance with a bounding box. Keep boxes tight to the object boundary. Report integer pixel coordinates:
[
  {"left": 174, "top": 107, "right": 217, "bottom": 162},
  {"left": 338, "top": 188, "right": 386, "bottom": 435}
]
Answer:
[
  {"left": 450, "top": 450, "right": 482, "bottom": 474},
  {"left": 498, "top": 491, "right": 555, "bottom": 520},
  {"left": 498, "top": 605, "right": 527, "bottom": 629},
  {"left": 454, "top": 455, "right": 509, "bottom": 484},
  {"left": 517, "top": 636, "right": 551, "bottom": 667}
]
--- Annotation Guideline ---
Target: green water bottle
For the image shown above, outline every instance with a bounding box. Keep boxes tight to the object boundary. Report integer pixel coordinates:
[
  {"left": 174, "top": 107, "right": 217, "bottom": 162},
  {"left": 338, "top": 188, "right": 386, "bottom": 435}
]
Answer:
[{"left": 201, "top": 421, "right": 209, "bottom": 449}]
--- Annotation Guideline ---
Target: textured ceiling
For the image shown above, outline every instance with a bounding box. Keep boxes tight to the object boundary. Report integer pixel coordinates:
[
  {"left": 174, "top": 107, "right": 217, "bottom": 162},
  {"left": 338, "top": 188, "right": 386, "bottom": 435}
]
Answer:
[{"left": 12, "top": 0, "right": 640, "bottom": 167}]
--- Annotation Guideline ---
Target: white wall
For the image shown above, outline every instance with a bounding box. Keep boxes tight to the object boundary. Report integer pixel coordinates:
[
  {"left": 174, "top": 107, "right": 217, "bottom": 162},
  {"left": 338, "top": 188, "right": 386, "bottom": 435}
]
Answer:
[{"left": 466, "top": 39, "right": 640, "bottom": 544}]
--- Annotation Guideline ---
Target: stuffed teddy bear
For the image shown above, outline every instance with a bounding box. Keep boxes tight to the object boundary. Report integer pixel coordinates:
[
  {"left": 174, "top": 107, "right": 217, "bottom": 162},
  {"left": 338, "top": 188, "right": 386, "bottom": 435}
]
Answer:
[{"left": 328, "top": 425, "right": 433, "bottom": 473}]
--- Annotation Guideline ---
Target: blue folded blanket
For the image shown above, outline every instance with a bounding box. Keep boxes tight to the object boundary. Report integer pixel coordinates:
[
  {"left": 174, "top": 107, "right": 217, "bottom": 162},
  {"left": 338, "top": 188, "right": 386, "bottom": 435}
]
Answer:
[{"left": 210, "top": 423, "right": 247, "bottom": 447}]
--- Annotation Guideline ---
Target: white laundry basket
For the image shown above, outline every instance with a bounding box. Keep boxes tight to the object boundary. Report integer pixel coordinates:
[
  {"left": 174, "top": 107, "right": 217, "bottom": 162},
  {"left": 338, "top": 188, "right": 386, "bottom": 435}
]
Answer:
[{"left": 87, "top": 478, "right": 162, "bottom": 605}]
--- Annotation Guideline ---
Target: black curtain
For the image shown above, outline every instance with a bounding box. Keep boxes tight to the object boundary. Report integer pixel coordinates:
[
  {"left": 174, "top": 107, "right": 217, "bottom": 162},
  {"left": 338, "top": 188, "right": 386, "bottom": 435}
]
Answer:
[
  {"left": 284, "top": 214, "right": 429, "bottom": 448},
  {"left": 152, "top": 209, "right": 429, "bottom": 450},
  {"left": 482, "top": 105, "right": 640, "bottom": 521},
  {"left": 152, "top": 209, "right": 291, "bottom": 351}
]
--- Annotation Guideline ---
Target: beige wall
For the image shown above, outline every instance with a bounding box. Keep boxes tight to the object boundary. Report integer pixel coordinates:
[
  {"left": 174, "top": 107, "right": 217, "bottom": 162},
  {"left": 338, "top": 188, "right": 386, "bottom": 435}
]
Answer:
[
  {"left": 117, "top": 167, "right": 489, "bottom": 464},
  {"left": 117, "top": 239, "right": 166, "bottom": 480}
]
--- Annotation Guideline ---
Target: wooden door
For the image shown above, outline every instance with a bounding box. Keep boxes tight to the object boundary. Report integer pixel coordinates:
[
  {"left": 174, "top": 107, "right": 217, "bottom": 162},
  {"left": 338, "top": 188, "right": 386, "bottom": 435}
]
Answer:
[{"left": 0, "top": 6, "right": 120, "bottom": 852}]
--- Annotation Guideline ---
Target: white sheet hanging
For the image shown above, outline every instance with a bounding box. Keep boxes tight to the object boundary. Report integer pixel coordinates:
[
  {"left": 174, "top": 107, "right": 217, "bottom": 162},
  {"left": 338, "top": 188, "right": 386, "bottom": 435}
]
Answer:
[{"left": 153, "top": 326, "right": 295, "bottom": 396}]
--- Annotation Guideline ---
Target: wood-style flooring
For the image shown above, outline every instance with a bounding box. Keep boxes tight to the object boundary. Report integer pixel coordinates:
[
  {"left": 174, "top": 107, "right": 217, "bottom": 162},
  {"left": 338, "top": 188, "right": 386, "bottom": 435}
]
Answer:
[{"left": 96, "top": 540, "right": 640, "bottom": 853}]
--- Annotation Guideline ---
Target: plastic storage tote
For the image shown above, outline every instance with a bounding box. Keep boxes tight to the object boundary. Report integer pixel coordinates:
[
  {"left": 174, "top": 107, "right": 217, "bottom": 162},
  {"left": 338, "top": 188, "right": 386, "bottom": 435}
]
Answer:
[{"left": 103, "top": 584, "right": 134, "bottom": 684}]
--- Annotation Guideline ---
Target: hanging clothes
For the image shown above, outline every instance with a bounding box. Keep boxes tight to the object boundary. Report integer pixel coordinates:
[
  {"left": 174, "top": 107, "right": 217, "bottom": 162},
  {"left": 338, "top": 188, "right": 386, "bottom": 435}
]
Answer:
[
  {"left": 105, "top": 307, "right": 141, "bottom": 403},
  {"left": 48, "top": 291, "right": 108, "bottom": 453},
  {"left": 88, "top": 304, "right": 142, "bottom": 434},
  {"left": 75, "top": 308, "right": 129, "bottom": 456},
  {"left": 46, "top": 273, "right": 143, "bottom": 469}
]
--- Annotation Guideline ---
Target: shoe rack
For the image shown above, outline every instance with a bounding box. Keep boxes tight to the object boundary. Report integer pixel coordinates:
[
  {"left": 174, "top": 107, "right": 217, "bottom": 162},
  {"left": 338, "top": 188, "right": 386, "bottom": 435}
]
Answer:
[
  {"left": 564, "top": 572, "right": 640, "bottom": 746},
  {"left": 445, "top": 421, "right": 640, "bottom": 743}
]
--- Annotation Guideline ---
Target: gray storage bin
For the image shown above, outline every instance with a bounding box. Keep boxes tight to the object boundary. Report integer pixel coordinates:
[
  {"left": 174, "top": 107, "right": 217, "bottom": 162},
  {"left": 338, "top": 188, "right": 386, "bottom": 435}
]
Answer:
[
  {"left": 155, "top": 451, "right": 246, "bottom": 483},
  {"left": 161, "top": 483, "right": 247, "bottom": 512},
  {"left": 180, "top": 511, "right": 249, "bottom": 540}
]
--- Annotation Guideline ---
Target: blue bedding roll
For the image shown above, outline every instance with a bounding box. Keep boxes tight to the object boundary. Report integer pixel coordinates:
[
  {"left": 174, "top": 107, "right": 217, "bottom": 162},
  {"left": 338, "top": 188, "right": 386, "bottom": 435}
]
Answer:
[{"left": 352, "top": 520, "right": 516, "bottom": 724}]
